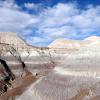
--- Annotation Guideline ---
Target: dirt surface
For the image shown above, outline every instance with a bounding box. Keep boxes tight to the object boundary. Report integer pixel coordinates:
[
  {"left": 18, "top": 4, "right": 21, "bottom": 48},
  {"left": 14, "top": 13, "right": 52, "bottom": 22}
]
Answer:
[
  {"left": 91, "top": 95, "right": 100, "bottom": 100},
  {"left": 70, "top": 82, "right": 100, "bottom": 100},
  {"left": 70, "top": 88, "right": 90, "bottom": 100},
  {"left": 0, "top": 72, "right": 38, "bottom": 100}
]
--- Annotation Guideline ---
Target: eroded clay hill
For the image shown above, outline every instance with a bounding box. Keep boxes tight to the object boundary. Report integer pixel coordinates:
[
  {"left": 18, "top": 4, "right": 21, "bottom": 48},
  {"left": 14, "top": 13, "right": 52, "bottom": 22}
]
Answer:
[
  {"left": 17, "top": 36, "right": 100, "bottom": 100},
  {"left": 0, "top": 32, "right": 55, "bottom": 100},
  {"left": 1, "top": 33, "right": 100, "bottom": 100},
  {"left": 48, "top": 36, "right": 100, "bottom": 49}
]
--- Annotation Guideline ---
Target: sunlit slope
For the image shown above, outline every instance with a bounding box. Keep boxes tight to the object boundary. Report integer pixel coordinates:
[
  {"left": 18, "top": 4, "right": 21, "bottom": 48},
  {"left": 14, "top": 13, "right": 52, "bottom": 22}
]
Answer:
[
  {"left": 49, "top": 36, "right": 100, "bottom": 49},
  {"left": 17, "top": 36, "right": 100, "bottom": 100}
]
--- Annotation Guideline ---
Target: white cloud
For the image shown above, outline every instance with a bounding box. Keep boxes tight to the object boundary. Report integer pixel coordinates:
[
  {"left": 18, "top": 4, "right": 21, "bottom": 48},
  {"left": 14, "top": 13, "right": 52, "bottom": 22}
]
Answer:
[
  {"left": 38, "top": 3, "right": 78, "bottom": 28},
  {"left": 24, "top": 3, "right": 37, "bottom": 9},
  {"left": 34, "top": 3, "right": 100, "bottom": 41},
  {"left": 0, "top": 7, "right": 37, "bottom": 32},
  {"left": 0, "top": 0, "right": 19, "bottom": 9},
  {"left": 24, "top": 2, "right": 42, "bottom": 11},
  {"left": 0, "top": 1, "right": 100, "bottom": 46},
  {"left": 0, "top": 0, "right": 38, "bottom": 33}
]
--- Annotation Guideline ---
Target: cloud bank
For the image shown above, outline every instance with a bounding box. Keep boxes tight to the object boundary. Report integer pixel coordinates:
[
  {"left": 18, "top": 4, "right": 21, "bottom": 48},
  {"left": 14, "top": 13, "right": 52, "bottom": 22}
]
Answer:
[{"left": 0, "top": 1, "right": 100, "bottom": 46}]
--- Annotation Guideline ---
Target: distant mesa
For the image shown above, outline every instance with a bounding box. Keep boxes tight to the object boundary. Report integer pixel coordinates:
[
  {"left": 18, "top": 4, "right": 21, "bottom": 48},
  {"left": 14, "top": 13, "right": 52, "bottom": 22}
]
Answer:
[
  {"left": 48, "top": 36, "right": 100, "bottom": 49},
  {"left": 0, "top": 33, "right": 100, "bottom": 49},
  {"left": 0, "top": 32, "right": 27, "bottom": 47},
  {"left": 84, "top": 36, "right": 100, "bottom": 41},
  {"left": 48, "top": 38, "right": 81, "bottom": 49}
]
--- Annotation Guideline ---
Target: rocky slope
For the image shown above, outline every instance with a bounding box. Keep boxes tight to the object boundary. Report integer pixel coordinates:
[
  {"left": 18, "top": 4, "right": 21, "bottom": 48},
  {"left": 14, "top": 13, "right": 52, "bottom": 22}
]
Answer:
[
  {"left": 0, "top": 32, "right": 55, "bottom": 99},
  {"left": 0, "top": 32, "right": 54, "bottom": 76}
]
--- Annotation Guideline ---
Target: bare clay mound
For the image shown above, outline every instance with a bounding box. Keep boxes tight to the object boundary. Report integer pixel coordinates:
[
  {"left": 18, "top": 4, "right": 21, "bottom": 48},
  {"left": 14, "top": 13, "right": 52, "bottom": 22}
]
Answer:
[
  {"left": 48, "top": 38, "right": 81, "bottom": 49},
  {"left": 1, "top": 33, "right": 100, "bottom": 100},
  {"left": 16, "top": 36, "right": 100, "bottom": 100},
  {"left": 48, "top": 36, "right": 100, "bottom": 49}
]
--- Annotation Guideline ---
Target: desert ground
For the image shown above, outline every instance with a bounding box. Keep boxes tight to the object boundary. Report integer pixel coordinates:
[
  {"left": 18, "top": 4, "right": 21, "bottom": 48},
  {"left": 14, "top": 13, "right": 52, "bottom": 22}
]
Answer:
[
  {"left": 1, "top": 48, "right": 100, "bottom": 100},
  {"left": 1, "top": 35, "right": 100, "bottom": 100}
]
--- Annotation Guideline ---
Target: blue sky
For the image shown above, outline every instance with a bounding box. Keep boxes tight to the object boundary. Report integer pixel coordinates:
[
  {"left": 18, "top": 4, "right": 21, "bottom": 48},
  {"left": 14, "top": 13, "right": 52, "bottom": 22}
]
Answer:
[
  {"left": 0, "top": 0, "right": 100, "bottom": 46},
  {"left": 16, "top": 0, "right": 100, "bottom": 7}
]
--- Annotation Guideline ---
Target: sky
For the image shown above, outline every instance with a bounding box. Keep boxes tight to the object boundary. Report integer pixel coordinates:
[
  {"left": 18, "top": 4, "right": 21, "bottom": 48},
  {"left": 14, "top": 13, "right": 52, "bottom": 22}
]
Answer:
[{"left": 0, "top": 0, "right": 100, "bottom": 46}]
